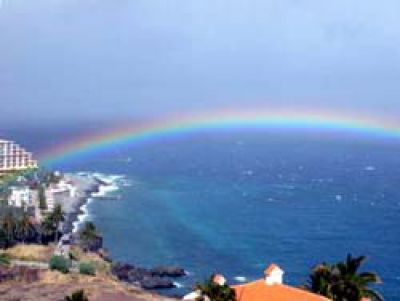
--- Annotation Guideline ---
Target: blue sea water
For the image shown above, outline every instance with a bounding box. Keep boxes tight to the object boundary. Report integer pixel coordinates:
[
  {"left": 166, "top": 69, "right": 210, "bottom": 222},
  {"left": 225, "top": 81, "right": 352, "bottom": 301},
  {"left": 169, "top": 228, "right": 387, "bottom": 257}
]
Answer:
[{"left": 5, "top": 127, "right": 400, "bottom": 299}]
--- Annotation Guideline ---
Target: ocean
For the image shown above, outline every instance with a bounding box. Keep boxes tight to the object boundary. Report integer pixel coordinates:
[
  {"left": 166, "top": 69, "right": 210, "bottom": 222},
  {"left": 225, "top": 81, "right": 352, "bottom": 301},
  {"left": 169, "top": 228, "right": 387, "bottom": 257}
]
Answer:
[{"left": 5, "top": 127, "right": 400, "bottom": 300}]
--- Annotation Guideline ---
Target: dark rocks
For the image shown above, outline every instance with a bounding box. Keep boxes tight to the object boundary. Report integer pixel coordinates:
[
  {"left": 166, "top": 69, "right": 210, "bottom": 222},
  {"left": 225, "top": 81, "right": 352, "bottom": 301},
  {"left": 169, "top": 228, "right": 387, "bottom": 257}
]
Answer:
[
  {"left": 151, "top": 266, "right": 186, "bottom": 277},
  {"left": 111, "top": 263, "right": 136, "bottom": 281},
  {"left": 93, "top": 177, "right": 110, "bottom": 187},
  {"left": 141, "top": 276, "right": 174, "bottom": 290},
  {"left": 111, "top": 262, "right": 184, "bottom": 290},
  {"left": 82, "top": 235, "right": 103, "bottom": 252}
]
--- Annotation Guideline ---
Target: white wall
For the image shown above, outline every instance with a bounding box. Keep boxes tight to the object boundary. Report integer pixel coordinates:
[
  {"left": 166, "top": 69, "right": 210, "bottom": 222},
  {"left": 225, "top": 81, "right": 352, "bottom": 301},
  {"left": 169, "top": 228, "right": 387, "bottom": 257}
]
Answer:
[
  {"left": 8, "top": 187, "right": 31, "bottom": 207},
  {"left": 265, "top": 269, "right": 284, "bottom": 285}
]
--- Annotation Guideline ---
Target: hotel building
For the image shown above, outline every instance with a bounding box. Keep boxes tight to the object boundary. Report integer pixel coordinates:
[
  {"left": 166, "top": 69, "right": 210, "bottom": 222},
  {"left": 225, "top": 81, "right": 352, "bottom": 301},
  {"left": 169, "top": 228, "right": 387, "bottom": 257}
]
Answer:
[{"left": 0, "top": 139, "right": 38, "bottom": 173}]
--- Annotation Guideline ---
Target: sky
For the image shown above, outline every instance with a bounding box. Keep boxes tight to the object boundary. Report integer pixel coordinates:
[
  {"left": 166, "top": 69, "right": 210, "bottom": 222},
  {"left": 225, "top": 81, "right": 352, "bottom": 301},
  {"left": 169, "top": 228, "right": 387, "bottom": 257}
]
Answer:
[{"left": 0, "top": 0, "right": 400, "bottom": 126}]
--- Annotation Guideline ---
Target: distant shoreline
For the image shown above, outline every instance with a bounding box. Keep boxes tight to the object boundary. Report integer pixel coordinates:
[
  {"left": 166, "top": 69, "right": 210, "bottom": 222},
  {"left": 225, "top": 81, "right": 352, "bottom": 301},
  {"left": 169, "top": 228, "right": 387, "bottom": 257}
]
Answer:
[{"left": 60, "top": 173, "right": 101, "bottom": 235}]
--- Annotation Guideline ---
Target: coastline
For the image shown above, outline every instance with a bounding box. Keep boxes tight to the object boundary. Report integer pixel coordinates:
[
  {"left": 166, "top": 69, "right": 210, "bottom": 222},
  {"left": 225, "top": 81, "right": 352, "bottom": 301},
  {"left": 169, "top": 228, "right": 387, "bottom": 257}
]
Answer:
[
  {"left": 60, "top": 172, "right": 124, "bottom": 235},
  {"left": 63, "top": 196, "right": 92, "bottom": 234},
  {"left": 59, "top": 173, "right": 188, "bottom": 292},
  {"left": 60, "top": 173, "right": 101, "bottom": 234}
]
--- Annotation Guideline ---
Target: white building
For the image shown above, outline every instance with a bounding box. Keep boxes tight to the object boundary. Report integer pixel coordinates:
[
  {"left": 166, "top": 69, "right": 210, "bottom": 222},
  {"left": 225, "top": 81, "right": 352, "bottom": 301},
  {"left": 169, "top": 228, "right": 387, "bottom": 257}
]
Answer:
[
  {"left": 49, "top": 180, "right": 77, "bottom": 198},
  {"left": 8, "top": 186, "right": 34, "bottom": 208},
  {"left": 45, "top": 189, "right": 55, "bottom": 212},
  {"left": 0, "top": 139, "right": 38, "bottom": 173},
  {"left": 264, "top": 263, "right": 284, "bottom": 285}
]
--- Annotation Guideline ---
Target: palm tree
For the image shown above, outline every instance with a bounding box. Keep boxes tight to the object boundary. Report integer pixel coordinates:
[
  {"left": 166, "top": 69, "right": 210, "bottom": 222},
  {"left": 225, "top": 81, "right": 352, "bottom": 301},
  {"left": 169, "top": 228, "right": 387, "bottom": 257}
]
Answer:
[
  {"left": 0, "top": 228, "right": 9, "bottom": 249},
  {"left": 305, "top": 254, "right": 383, "bottom": 301},
  {"left": 41, "top": 214, "right": 56, "bottom": 242},
  {"left": 17, "top": 213, "right": 35, "bottom": 243},
  {"left": 50, "top": 204, "right": 65, "bottom": 243},
  {"left": 1, "top": 212, "right": 16, "bottom": 243},
  {"left": 304, "top": 263, "right": 334, "bottom": 299},
  {"left": 78, "top": 221, "right": 100, "bottom": 252},
  {"left": 195, "top": 275, "right": 236, "bottom": 301},
  {"left": 79, "top": 222, "right": 98, "bottom": 241}
]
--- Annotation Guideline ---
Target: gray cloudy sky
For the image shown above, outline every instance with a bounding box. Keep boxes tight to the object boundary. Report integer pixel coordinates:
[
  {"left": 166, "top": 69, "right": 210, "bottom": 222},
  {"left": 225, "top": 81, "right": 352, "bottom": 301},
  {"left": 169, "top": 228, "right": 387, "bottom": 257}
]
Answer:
[{"left": 1, "top": 0, "right": 399, "bottom": 125}]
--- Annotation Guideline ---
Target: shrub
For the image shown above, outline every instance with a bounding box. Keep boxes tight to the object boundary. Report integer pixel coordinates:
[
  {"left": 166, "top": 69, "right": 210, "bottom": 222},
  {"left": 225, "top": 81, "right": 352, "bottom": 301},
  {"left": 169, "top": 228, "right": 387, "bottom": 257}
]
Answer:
[
  {"left": 65, "top": 289, "right": 89, "bottom": 301},
  {"left": 79, "top": 261, "right": 96, "bottom": 276},
  {"left": 0, "top": 253, "right": 10, "bottom": 266},
  {"left": 49, "top": 255, "right": 71, "bottom": 274}
]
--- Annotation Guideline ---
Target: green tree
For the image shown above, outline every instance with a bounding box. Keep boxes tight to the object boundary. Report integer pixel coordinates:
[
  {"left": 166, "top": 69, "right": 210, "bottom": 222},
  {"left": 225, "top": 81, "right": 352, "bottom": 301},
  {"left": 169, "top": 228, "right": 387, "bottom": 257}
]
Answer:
[
  {"left": 0, "top": 228, "right": 9, "bottom": 249},
  {"left": 50, "top": 204, "right": 65, "bottom": 243},
  {"left": 1, "top": 212, "right": 16, "bottom": 243},
  {"left": 65, "top": 289, "right": 89, "bottom": 301},
  {"left": 305, "top": 254, "right": 383, "bottom": 301},
  {"left": 79, "top": 222, "right": 98, "bottom": 244},
  {"left": 78, "top": 221, "right": 102, "bottom": 252},
  {"left": 38, "top": 185, "right": 47, "bottom": 211},
  {"left": 195, "top": 275, "right": 236, "bottom": 301},
  {"left": 17, "top": 212, "right": 35, "bottom": 243},
  {"left": 41, "top": 214, "right": 57, "bottom": 241}
]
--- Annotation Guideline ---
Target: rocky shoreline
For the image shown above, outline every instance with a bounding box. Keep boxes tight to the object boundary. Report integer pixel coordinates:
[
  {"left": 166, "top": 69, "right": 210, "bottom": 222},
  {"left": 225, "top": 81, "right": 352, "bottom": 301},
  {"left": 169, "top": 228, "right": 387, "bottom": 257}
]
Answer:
[
  {"left": 58, "top": 174, "right": 100, "bottom": 234},
  {"left": 112, "top": 263, "right": 186, "bottom": 290},
  {"left": 61, "top": 173, "right": 187, "bottom": 291}
]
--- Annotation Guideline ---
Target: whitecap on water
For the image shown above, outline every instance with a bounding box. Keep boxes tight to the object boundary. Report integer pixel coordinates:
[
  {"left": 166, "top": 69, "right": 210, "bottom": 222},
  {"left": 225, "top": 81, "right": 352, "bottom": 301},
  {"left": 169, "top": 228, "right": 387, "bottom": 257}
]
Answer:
[
  {"left": 174, "top": 282, "right": 184, "bottom": 288},
  {"left": 364, "top": 166, "right": 376, "bottom": 171},
  {"left": 234, "top": 276, "right": 247, "bottom": 283},
  {"left": 242, "top": 170, "right": 254, "bottom": 176},
  {"left": 91, "top": 184, "right": 120, "bottom": 197}
]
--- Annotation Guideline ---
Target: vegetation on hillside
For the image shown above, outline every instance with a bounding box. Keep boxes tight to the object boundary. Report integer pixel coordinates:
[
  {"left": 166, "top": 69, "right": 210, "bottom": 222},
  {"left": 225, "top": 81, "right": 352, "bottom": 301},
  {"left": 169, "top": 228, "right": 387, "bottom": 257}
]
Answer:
[
  {"left": 0, "top": 204, "right": 65, "bottom": 248},
  {"left": 3, "top": 244, "right": 54, "bottom": 262},
  {"left": 78, "top": 221, "right": 101, "bottom": 251},
  {"left": 79, "top": 261, "right": 96, "bottom": 276},
  {"left": 49, "top": 255, "right": 71, "bottom": 274},
  {"left": 0, "top": 253, "right": 10, "bottom": 266}
]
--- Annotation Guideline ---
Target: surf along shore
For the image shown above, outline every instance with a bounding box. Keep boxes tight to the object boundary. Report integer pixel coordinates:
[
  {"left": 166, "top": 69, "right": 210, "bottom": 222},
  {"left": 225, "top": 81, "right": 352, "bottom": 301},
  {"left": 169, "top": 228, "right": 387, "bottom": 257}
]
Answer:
[
  {"left": 59, "top": 173, "right": 101, "bottom": 234},
  {"left": 58, "top": 172, "right": 187, "bottom": 292}
]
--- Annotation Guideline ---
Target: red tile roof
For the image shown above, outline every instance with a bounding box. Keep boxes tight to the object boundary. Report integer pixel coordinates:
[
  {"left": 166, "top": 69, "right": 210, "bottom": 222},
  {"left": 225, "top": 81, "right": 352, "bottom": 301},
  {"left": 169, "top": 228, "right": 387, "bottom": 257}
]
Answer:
[{"left": 233, "top": 279, "right": 331, "bottom": 301}]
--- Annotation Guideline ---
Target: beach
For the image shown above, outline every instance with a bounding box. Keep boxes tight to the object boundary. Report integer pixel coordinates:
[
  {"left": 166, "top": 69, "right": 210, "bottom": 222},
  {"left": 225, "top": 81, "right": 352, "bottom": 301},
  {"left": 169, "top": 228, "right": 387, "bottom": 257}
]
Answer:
[
  {"left": 56, "top": 172, "right": 125, "bottom": 235},
  {"left": 55, "top": 173, "right": 100, "bottom": 234}
]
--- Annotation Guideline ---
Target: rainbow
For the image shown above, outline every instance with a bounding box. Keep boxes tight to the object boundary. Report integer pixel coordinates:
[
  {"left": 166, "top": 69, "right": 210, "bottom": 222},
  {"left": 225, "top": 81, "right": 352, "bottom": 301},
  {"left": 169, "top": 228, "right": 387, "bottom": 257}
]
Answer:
[{"left": 40, "top": 109, "right": 400, "bottom": 165}]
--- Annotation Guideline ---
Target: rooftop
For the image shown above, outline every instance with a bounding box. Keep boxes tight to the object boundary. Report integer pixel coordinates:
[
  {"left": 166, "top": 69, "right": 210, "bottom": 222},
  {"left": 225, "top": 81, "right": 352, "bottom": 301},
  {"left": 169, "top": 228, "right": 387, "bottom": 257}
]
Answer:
[{"left": 233, "top": 280, "right": 330, "bottom": 301}]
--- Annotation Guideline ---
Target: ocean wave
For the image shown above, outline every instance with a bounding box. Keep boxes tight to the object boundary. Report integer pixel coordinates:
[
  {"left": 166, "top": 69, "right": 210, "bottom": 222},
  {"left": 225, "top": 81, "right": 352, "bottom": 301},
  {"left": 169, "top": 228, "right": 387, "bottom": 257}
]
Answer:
[
  {"left": 91, "top": 172, "right": 126, "bottom": 197},
  {"left": 234, "top": 276, "right": 247, "bottom": 283},
  {"left": 173, "top": 281, "right": 184, "bottom": 288},
  {"left": 72, "top": 172, "right": 128, "bottom": 232},
  {"left": 92, "top": 184, "right": 119, "bottom": 197},
  {"left": 92, "top": 172, "right": 125, "bottom": 184},
  {"left": 72, "top": 198, "right": 92, "bottom": 233}
]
